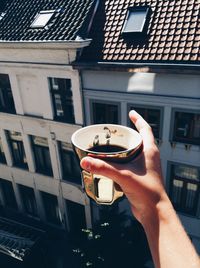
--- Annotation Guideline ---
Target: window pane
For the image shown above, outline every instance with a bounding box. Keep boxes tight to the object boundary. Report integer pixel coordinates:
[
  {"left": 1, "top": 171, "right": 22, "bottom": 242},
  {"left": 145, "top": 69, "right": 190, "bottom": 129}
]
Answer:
[
  {"left": 66, "top": 199, "right": 86, "bottom": 235},
  {"left": 92, "top": 102, "right": 119, "bottom": 124},
  {"left": 49, "top": 77, "right": 75, "bottom": 123},
  {"left": 7, "top": 131, "right": 28, "bottom": 169},
  {"left": 31, "top": 11, "right": 54, "bottom": 28},
  {"left": 170, "top": 164, "right": 200, "bottom": 216},
  {"left": 185, "top": 183, "right": 198, "bottom": 212},
  {"left": 124, "top": 10, "right": 147, "bottom": 33},
  {"left": 0, "top": 137, "right": 6, "bottom": 164},
  {"left": 173, "top": 111, "right": 200, "bottom": 145},
  {"left": 32, "top": 136, "right": 53, "bottom": 176},
  {"left": 0, "top": 179, "right": 17, "bottom": 209},
  {"left": 170, "top": 179, "right": 183, "bottom": 208},
  {"left": 41, "top": 192, "right": 62, "bottom": 225},
  {"left": 60, "top": 142, "right": 81, "bottom": 184},
  {"left": 193, "top": 114, "right": 200, "bottom": 138},
  {"left": 19, "top": 185, "right": 37, "bottom": 217},
  {"left": 129, "top": 106, "right": 161, "bottom": 139},
  {"left": 0, "top": 74, "right": 16, "bottom": 113},
  {"left": 174, "top": 165, "right": 199, "bottom": 181}
]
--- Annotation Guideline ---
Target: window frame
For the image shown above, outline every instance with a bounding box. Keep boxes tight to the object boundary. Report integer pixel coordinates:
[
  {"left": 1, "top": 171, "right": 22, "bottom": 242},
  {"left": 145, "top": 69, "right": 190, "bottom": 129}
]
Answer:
[
  {"left": 170, "top": 108, "right": 200, "bottom": 146},
  {"left": 122, "top": 6, "right": 150, "bottom": 37},
  {"left": 58, "top": 141, "right": 81, "bottom": 185},
  {"left": 31, "top": 10, "right": 55, "bottom": 28},
  {"left": 41, "top": 191, "right": 62, "bottom": 226},
  {"left": 90, "top": 99, "right": 121, "bottom": 125},
  {"left": 0, "top": 179, "right": 18, "bottom": 210},
  {"left": 18, "top": 184, "right": 38, "bottom": 217},
  {"left": 127, "top": 104, "right": 163, "bottom": 141},
  {"left": 167, "top": 162, "right": 200, "bottom": 218},
  {"left": 31, "top": 135, "right": 53, "bottom": 177},
  {"left": 0, "top": 73, "right": 16, "bottom": 114},
  {"left": 7, "top": 131, "right": 28, "bottom": 169},
  {"left": 48, "top": 77, "right": 75, "bottom": 124}
]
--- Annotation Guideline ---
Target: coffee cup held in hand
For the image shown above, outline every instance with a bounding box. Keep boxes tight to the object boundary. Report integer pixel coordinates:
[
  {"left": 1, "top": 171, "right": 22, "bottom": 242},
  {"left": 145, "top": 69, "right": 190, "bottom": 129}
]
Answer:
[{"left": 71, "top": 124, "right": 143, "bottom": 205}]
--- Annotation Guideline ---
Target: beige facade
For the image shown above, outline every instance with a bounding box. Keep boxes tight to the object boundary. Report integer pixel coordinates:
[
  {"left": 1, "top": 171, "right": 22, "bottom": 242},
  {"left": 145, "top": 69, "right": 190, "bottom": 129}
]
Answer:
[{"left": 0, "top": 42, "right": 92, "bottom": 231}]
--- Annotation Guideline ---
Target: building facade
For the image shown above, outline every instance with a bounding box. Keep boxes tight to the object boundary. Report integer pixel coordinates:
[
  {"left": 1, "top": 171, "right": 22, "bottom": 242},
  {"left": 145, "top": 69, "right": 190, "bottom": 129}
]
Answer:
[
  {"left": 0, "top": 0, "right": 98, "bottom": 234},
  {"left": 75, "top": 0, "right": 200, "bottom": 253}
]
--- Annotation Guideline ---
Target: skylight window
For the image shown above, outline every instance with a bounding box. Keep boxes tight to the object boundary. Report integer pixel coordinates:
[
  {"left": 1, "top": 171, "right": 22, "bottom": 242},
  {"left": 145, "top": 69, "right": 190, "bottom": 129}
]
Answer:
[
  {"left": 122, "top": 7, "right": 150, "bottom": 35},
  {"left": 31, "top": 10, "right": 55, "bottom": 28}
]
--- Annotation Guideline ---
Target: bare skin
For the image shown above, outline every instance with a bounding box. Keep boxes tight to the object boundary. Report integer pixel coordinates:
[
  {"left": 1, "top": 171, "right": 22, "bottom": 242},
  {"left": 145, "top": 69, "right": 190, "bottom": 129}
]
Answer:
[{"left": 81, "top": 110, "right": 200, "bottom": 268}]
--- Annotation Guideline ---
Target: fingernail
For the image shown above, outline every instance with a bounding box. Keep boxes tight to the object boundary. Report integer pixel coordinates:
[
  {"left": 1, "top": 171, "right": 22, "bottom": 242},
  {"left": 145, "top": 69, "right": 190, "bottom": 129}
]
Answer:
[{"left": 129, "top": 110, "right": 136, "bottom": 117}]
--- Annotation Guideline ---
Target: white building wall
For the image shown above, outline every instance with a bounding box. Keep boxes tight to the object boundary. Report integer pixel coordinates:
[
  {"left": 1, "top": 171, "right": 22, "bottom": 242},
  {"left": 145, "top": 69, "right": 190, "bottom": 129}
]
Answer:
[
  {"left": 82, "top": 70, "right": 200, "bottom": 253},
  {"left": 0, "top": 44, "right": 92, "bottom": 231}
]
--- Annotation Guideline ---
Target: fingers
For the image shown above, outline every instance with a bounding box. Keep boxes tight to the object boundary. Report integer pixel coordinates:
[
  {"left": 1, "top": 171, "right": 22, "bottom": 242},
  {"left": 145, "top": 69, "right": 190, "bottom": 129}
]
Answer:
[
  {"left": 80, "top": 156, "right": 127, "bottom": 186},
  {"left": 129, "top": 110, "right": 155, "bottom": 150}
]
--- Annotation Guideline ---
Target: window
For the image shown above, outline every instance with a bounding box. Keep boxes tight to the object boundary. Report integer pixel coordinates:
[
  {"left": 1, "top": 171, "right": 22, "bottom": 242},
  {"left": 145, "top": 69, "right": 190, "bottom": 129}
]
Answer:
[
  {"left": 59, "top": 141, "right": 81, "bottom": 184},
  {"left": 0, "top": 74, "right": 16, "bottom": 113},
  {"left": 91, "top": 101, "right": 120, "bottom": 124},
  {"left": 0, "top": 179, "right": 17, "bottom": 210},
  {"left": 18, "top": 184, "right": 37, "bottom": 217},
  {"left": 169, "top": 163, "right": 200, "bottom": 217},
  {"left": 0, "top": 137, "right": 6, "bottom": 164},
  {"left": 31, "top": 10, "right": 55, "bottom": 28},
  {"left": 66, "top": 200, "right": 86, "bottom": 235},
  {"left": 7, "top": 131, "right": 28, "bottom": 169},
  {"left": 31, "top": 136, "right": 53, "bottom": 176},
  {"left": 128, "top": 105, "right": 162, "bottom": 139},
  {"left": 122, "top": 7, "right": 150, "bottom": 36},
  {"left": 172, "top": 110, "right": 200, "bottom": 145},
  {"left": 49, "top": 77, "right": 75, "bottom": 124},
  {"left": 41, "top": 191, "right": 62, "bottom": 225}
]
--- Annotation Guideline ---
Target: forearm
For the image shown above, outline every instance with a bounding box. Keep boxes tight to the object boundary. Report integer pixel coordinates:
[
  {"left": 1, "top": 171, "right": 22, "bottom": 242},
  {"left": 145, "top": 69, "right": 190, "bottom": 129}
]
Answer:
[{"left": 141, "top": 196, "right": 200, "bottom": 268}]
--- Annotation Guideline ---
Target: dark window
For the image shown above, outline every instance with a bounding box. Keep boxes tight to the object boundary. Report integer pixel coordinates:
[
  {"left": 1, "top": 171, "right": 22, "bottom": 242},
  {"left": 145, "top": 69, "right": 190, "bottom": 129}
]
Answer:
[
  {"left": 66, "top": 199, "right": 86, "bottom": 235},
  {"left": 0, "top": 179, "right": 17, "bottom": 210},
  {"left": 0, "top": 137, "right": 6, "bottom": 164},
  {"left": 59, "top": 141, "right": 81, "bottom": 184},
  {"left": 0, "top": 74, "right": 16, "bottom": 113},
  {"left": 172, "top": 111, "right": 200, "bottom": 145},
  {"left": 122, "top": 7, "right": 150, "bottom": 36},
  {"left": 41, "top": 191, "right": 62, "bottom": 225},
  {"left": 128, "top": 106, "right": 162, "bottom": 139},
  {"left": 91, "top": 101, "right": 119, "bottom": 124},
  {"left": 49, "top": 78, "right": 75, "bottom": 123},
  {"left": 31, "top": 136, "right": 53, "bottom": 176},
  {"left": 7, "top": 131, "right": 28, "bottom": 169},
  {"left": 18, "top": 184, "right": 37, "bottom": 217},
  {"left": 169, "top": 164, "right": 200, "bottom": 217}
]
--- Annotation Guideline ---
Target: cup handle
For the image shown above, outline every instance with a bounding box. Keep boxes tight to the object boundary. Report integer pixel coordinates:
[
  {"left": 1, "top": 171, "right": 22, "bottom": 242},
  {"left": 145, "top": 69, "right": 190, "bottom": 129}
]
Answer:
[{"left": 82, "top": 170, "right": 123, "bottom": 205}]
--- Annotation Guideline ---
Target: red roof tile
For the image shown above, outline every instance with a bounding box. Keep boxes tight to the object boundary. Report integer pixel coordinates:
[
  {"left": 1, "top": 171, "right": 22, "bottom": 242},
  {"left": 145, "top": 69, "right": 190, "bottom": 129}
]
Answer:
[{"left": 80, "top": 0, "right": 200, "bottom": 64}]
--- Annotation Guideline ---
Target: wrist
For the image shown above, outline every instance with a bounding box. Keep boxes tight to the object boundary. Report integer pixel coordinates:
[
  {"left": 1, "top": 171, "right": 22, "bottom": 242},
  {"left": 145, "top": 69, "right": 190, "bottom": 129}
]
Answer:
[{"left": 139, "top": 194, "right": 175, "bottom": 229}]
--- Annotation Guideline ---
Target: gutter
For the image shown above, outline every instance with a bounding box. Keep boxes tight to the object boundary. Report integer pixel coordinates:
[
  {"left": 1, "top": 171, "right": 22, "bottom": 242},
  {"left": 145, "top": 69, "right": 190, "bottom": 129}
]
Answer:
[{"left": 73, "top": 61, "right": 200, "bottom": 74}]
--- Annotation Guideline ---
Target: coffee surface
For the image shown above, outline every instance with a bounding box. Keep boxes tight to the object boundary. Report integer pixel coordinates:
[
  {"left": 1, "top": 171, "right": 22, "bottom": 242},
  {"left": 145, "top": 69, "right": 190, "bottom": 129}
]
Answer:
[{"left": 88, "top": 144, "right": 127, "bottom": 153}]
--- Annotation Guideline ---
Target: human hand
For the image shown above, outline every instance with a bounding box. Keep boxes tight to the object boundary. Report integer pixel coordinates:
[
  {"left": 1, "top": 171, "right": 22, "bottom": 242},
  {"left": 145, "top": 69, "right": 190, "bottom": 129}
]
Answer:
[{"left": 80, "top": 110, "right": 170, "bottom": 225}]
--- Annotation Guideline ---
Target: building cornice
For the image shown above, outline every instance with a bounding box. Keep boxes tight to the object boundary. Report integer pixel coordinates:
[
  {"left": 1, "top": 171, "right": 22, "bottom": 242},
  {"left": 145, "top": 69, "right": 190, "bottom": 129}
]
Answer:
[{"left": 0, "top": 40, "right": 92, "bottom": 49}]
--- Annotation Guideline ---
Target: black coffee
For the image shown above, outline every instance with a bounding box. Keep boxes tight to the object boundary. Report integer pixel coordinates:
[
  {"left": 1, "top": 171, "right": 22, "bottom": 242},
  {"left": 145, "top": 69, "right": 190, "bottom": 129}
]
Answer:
[{"left": 88, "top": 144, "right": 127, "bottom": 153}]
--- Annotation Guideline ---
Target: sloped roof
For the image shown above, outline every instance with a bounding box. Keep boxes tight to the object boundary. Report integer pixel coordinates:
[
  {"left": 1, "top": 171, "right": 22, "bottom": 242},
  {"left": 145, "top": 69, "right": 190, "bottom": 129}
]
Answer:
[
  {"left": 79, "top": 0, "right": 200, "bottom": 64},
  {"left": 0, "top": 0, "right": 96, "bottom": 41}
]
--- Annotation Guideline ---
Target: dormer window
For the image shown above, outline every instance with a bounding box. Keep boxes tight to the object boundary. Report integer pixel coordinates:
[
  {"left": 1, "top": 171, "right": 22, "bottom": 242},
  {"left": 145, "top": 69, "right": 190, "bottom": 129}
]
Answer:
[
  {"left": 31, "top": 10, "right": 55, "bottom": 28},
  {"left": 122, "top": 7, "right": 150, "bottom": 36}
]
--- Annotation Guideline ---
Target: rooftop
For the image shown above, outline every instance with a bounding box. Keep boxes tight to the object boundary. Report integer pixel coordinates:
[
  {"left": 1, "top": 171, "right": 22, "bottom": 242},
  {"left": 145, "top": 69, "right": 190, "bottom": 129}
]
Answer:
[
  {"left": 79, "top": 0, "right": 200, "bottom": 65},
  {"left": 0, "top": 0, "right": 96, "bottom": 41}
]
